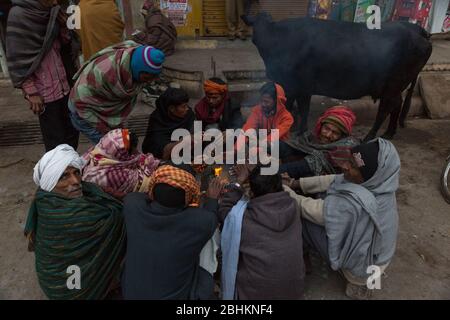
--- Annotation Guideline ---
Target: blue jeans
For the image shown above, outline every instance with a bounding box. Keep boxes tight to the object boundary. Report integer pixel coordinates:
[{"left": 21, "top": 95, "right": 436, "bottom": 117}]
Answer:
[{"left": 68, "top": 101, "right": 103, "bottom": 144}]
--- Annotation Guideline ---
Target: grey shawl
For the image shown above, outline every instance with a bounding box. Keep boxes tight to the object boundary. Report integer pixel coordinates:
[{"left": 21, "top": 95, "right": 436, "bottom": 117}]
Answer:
[
  {"left": 221, "top": 198, "right": 248, "bottom": 300},
  {"left": 6, "top": 0, "right": 60, "bottom": 87},
  {"left": 286, "top": 131, "right": 360, "bottom": 175},
  {"left": 323, "top": 138, "right": 400, "bottom": 279}
]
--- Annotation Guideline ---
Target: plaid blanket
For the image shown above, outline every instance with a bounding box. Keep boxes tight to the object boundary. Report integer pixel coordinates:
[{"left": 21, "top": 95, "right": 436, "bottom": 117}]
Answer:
[
  {"left": 69, "top": 41, "right": 143, "bottom": 133},
  {"left": 24, "top": 182, "right": 126, "bottom": 300},
  {"left": 82, "top": 129, "right": 160, "bottom": 194}
]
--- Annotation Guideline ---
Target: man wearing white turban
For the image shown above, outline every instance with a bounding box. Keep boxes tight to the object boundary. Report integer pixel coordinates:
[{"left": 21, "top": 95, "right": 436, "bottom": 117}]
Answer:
[
  {"left": 25, "top": 144, "right": 126, "bottom": 300},
  {"left": 33, "top": 144, "right": 85, "bottom": 196}
]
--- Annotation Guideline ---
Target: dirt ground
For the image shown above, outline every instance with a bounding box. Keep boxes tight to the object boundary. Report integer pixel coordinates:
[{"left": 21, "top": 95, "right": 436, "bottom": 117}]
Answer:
[{"left": 0, "top": 114, "right": 449, "bottom": 300}]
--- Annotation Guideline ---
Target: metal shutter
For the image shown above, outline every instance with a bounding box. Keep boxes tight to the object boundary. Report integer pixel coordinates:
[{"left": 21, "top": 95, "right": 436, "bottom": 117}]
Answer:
[
  {"left": 203, "top": 0, "right": 309, "bottom": 37},
  {"left": 203, "top": 0, "right": 228, "bottom": 36},
  {"left": 249, "top": 0, "right": 309, "bottom": 21}
]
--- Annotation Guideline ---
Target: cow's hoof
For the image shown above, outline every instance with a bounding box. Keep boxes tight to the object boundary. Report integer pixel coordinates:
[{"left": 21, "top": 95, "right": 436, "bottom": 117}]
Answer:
[{"left": 381, "top": 132, "right": 395, "bottom": 140}]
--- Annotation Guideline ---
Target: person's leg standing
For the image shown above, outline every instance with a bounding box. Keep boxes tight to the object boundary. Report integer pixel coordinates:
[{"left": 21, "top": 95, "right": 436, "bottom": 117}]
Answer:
[
  {"left": 38, "top": 97, "right": 72, "bottom": 151},
  {"left": 236, "top": 0, "right": 247, "bottom": 40},
  {"left": 59, "top": 95, "right": 79, "bottom": 150},
  {"left": 68, "top": 100, "right": 104, "bottom": 145},
  {"left": 225, "top": 0, "right": 237, "bottom": 40}
]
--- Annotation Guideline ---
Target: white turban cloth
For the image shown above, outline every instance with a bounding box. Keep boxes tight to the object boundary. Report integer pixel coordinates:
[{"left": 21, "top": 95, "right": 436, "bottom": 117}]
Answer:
[{"left": 33, "top": 144, "right": 86, "bottom": 192}]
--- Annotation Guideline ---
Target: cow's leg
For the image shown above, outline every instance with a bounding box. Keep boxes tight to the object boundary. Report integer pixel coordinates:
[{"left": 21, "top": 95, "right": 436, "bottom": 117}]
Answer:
[
  {"left": 399, "top": 78, "right": 417, "bottom": 128},
  {"left": 364, "top": 96, "right": 391, "bottom": 142},
  {"left": 296, "top": 95, "right": 311, "bottom": 134},
  {"left": 382, "top": 93, "right": 403, "bottom": 140}
]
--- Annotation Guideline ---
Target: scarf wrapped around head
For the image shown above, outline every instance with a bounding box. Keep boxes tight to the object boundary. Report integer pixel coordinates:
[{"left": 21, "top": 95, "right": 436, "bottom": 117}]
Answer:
[
  {"left": 196, "top": 79, "right": 228, "bottom": 124},
  {"left": 328, "top": 146, "right": 353, "bottom": 165},
  {"left": 314, "top": 106, "right": 356, "bottom": 138},
  {"left": 33, "top": 144, "right": 85, "bottom": 192},
  {"left": 204, "top": 79, "right": 228, "bottom": 95},
  {"left": 142, "top": 0, "right": 154, "bottom": 12},
  {"left": 328, "top": 142, "right": 379, "bottom": 182},
  {"left": 351, "top": 141, "right": 380, "bottom": 182},
  {"left": 148, "top": 165, "right": 200, "bottom": 207}
]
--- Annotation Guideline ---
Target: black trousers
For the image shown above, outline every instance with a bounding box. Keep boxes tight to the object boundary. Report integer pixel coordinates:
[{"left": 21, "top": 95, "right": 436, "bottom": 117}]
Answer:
[{"left": 39, "top": 95, "right": 79, "bottom": 152}]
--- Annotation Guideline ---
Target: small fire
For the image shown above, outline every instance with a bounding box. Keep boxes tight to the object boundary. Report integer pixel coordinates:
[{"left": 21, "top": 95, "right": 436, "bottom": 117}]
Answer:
[{"left": 214, "top": 167, "right": 223, "bottom": 177}]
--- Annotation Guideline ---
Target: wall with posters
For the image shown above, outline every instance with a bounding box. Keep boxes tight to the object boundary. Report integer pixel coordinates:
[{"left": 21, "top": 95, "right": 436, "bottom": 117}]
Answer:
[
  {"left": 392, "top": 0, "right": 433, "bottom": 28},
  {"left": 354, "top": 0, "right": 376, "bottom": 23},
  {"left": 125, "top": 0, "right": 447, "bottom": 39},
  {"left": 430, "top": 0, "right": 450, "bottom": 33},
  {"left": 377, "top": 0, "right": 396, "bottom": 22},
  {"left": 445, "top": 4, "right": 450, "bottom": 32},
  {"left": 307, "top": 0, "right": 335, "bottom": 20},
  {"left": 127, "top": 0, "right": 202, "bottom": 37},
  {"left": 160, "top": 0, "right": 189, "bottom": 27},
  {"left": 341, "top": 0, "right": 358, "bottom": 21}
]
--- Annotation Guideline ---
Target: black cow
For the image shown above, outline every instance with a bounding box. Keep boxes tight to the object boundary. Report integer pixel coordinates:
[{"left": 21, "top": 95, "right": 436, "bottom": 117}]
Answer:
[{"left": 242, "top": 12, "right": 432, "bottom": 141}]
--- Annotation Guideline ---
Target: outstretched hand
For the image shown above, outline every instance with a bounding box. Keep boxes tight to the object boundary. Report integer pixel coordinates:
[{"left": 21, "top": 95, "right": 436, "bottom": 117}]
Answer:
[
  {"left": 281, "top": 173, "right": 300, "bottom": 191},
  {"left": 230, "top": 164, "right": 250, "bottom": 185},
  {"left": 207, "top": 177, "right": 227, "bottom": 199}
]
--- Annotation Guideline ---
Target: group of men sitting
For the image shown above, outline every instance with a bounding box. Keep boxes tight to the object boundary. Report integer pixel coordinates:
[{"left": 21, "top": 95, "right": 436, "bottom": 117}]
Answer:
[
  {"left": 27, "top": 74, "right": 401, "bottom": 300},
  {"left": 4, "top": 0, "right": 401, "bottom": 302}
]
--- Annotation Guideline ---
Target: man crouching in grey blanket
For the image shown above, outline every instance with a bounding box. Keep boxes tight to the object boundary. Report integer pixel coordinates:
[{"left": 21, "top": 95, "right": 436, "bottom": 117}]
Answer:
[{"left": 283, "top": 138, "right": 400, "bottom": 300}]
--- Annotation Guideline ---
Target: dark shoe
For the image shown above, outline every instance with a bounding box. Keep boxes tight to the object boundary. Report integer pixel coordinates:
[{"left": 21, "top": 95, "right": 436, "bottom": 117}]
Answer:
[
  {"left": 228, "top": 33, "right": 236, "bottom": 41},
  {"left": 345, "top": 282, "right": 373, "bottom": 300}
]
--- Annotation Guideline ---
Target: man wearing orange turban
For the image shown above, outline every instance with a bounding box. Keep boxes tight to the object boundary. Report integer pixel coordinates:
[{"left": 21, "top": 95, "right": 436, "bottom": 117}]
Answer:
[{"left": 195, "top": 78, "right": 243, "bottom": 131}]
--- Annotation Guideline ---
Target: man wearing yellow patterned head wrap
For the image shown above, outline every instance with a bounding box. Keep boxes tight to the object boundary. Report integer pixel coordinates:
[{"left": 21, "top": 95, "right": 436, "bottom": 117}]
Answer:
[
  {"left": 147, "top": 164, "right": 201, "bottom": 207},
  {"left": 122, "top": 164, "right": 227, "bottom": 299}
]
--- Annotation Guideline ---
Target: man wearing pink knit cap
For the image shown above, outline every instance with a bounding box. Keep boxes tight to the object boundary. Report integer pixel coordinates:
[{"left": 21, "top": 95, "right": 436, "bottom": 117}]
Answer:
[{"left": 68, "top": 41, "right": 165, "bottom": 144}]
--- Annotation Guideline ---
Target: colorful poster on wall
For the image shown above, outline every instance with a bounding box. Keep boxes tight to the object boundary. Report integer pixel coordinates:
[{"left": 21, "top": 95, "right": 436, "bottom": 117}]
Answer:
[
  {"left": 307, "top": 0, "right": 318, "bottom": 17},
  {"left": 444, "top": 15, "right": 450, "bottom": 32},
  {"left": 160, "top": 0, "right": 189, "bottom": 27},
  {"left": 167, "top": 0, "right": 188, "bottom": 11},
  {"left": 354, "top": 0, "right": 376, "bottom": 23},
  {"left": 340, "top": 0, "right": 357, "bottom": 22},
  {"left": 411, "top": 0, "right": 432, "bottom": 28},
  {"left": 307, "top": 0, "right": 334, "bottom": 20},
  {"left": 376, "top": 0, "right": 396, "bottom": 22},
  {"left": 392, "top": 0, "right": 432, "bottom": 29},
  {"left": 444, "top": 3, "right": 450, "bottom": 32},
  {"left": 329, "top": 1, "right": 342, "bottom": 21}
]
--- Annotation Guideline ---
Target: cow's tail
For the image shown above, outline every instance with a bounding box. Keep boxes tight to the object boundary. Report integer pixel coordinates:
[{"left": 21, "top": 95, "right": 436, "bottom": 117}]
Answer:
[{"left": 399, "top": 78, "right": 417, "bottom": 128}]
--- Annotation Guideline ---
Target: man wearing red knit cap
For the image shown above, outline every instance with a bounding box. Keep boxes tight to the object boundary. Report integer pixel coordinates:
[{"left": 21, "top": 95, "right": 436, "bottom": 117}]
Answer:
[{"left": 280, "top": 106, "right": 360, "bottom": 178}]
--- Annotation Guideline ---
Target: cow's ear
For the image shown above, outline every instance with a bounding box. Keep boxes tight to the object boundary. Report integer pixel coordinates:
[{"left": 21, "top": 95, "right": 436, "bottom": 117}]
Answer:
[{"left": 241, "top": 15, "right": 256, "bottom": 26}]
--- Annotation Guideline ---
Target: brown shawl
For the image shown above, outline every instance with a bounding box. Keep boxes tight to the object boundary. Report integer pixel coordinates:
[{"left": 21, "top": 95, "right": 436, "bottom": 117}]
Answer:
[{"left": 6, "top": 0, "right": 60, "bottom": 87}]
